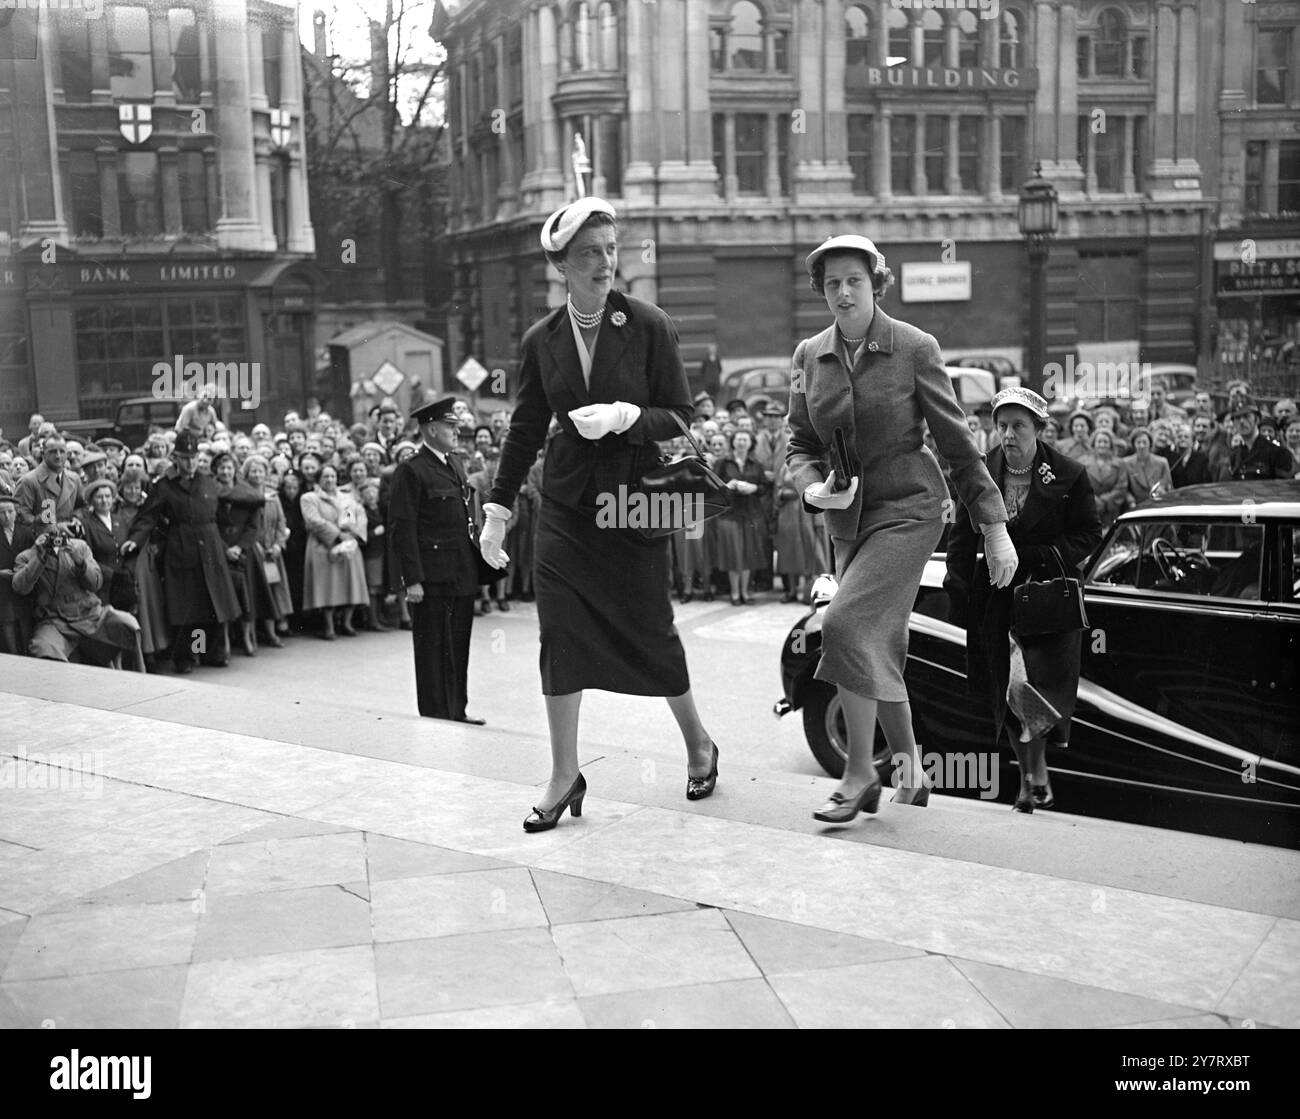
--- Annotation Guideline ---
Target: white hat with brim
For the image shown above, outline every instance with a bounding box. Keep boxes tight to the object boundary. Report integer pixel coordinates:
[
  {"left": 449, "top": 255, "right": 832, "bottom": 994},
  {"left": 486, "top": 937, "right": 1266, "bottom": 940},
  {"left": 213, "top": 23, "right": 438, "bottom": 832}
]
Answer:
[
  {"left": 806, "top": 234, "right": 884, "bottom": 277},
  {"left": 541, "top": 197, "right": 617, "bottom": 254},
  {"left": 991, "top": 387, "right": 1051, "bottom": 423}
]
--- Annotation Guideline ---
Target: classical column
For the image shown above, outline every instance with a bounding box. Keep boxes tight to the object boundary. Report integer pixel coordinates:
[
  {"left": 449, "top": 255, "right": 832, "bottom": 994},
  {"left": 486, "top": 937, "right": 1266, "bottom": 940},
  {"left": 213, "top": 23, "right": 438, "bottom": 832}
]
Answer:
[
  {"left": 1122, "top": 115, "right": 1136, "bottom": 194},
  {"left": 1053, "top": 1, "right": 1083, "bottom": 192},
  {"left": 873, "top": 107, "right": 892, "bottom": 200},
  {"left": 1083, "top": 120, "right": 1097, "bottom": 194},
  {"left": 15, "top": 13, "right": 67, "bottom": 244},
  {"left": 986, "top": 111, "right": 1002, "bottom": 199},
  {"left": 160, "top": 147, "right": 182, "bottom": 234},
  {"left": 1176, "top": 3, "right": 1199, "bottom": 165},
  {"left": 1154, "top": 1, "right": 1177, "bottom": 162},
  {"left": 213, "top": 0, "right": 267, "bottom": 250},
  {"left": 282, "top": 18, "right": 313, "bottom": 252},
  {"left": 819, "top": 0, "right": 853, "bottom": 194},
  {"left": 1032, "top": 2, "right": 1057, "bottom": 165},
  {"left": 96, "top": 145, "right": 121, "bottom": 238},
  {"left": 623, "top": 0, "right": 656, "bottom": 199},
  {"left": 723, "top": 114, "right": 738, "bottom": 198},
  {"left": 913, "top": 114, "right": 927, "bottom": 195},
  {"left": 495, "top": 35, "right": 516, "bottom": 213},
  {"left": 945, "top": 13, "right": 960, "bottom": 68},
  {"left": 681, "top": 0, "right": 715, "bottom": 187},
  {"left": 765, "top": 113, "right": 781, "bottom": 198},
  {"left": 536, "top": 5, "right": 564, "bottom": 199},
  {"left": 657, "top": 0, "right": 685, "bottom": 167},
  {"left": 793, "top": 0, "right": 827, "bottom": 196},
  {"left": 911, "top": 11, "right": 923, "bottom": 66},
  {"left": 247, "top": 21, "right": 267, "bottom": 112},
  {"left": 254, "top": 142, "right": 274, "bottom": 245},
  {"left": 946, "top": 114, "right": 960, "bottom": 194}
]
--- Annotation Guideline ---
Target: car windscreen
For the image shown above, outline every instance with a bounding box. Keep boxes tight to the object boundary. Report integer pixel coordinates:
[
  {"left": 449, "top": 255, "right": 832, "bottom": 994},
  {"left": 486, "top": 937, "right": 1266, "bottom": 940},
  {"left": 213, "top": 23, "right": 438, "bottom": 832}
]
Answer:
[{"left": 1087, "top": 519, "right": 1268, "bottom": 602}]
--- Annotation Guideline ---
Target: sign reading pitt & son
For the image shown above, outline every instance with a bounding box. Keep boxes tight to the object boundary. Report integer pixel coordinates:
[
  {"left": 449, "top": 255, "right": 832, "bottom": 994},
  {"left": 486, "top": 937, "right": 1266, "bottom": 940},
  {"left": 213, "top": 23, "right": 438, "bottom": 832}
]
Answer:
[{"left": 850, "top": 67, "right": 1037, "bottom": 92}]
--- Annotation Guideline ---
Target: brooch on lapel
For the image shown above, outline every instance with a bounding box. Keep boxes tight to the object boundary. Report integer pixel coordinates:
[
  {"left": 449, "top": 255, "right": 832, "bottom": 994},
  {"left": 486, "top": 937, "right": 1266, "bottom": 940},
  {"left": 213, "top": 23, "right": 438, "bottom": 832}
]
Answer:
[
  {"left": 1038, "top": 462, "right": 1056, "bottom": 485},
  {"left": 867, "top": 341, "right": 878, "bottom": 352},
  {"left": 610, "top": 310, "right": 627, "bottom": 327}
]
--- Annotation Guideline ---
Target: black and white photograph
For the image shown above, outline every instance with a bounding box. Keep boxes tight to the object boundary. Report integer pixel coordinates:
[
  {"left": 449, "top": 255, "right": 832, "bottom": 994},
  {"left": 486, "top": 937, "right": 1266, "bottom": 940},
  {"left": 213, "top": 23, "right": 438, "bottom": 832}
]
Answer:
[{"left": 0, "top": 0, "right": 1296, "bottom": 1059}]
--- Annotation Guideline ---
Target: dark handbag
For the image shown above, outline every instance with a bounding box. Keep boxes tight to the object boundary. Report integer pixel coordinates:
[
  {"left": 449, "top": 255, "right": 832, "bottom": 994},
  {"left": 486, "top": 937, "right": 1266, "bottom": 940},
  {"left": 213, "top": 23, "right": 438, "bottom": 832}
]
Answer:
[
  {"left": 635, "top": 412, "right": 734, "bottom": 539},
  {"left": 1012, "top": 546, "right": 1088, "bottom": 637},
  {"left": 108, "top": 566, "right": 138, "bottom": 612}
]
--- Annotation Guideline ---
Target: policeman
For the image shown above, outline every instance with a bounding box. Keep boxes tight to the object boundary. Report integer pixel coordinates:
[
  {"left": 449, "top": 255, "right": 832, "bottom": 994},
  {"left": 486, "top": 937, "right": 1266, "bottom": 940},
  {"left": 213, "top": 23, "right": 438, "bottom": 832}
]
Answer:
[
  {"left": 1228, "top": 397, "right": 1295, "bottom": 481},
  {"left": 388, "top": 396, "right": 486, "bottom": 724}
]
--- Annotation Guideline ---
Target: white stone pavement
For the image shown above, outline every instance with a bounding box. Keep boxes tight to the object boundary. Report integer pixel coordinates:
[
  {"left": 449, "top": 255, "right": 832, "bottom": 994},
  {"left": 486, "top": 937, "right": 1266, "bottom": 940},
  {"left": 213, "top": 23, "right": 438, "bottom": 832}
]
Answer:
[{"left": 0, "top": 656, "right": 1296, "bottom": 1029}]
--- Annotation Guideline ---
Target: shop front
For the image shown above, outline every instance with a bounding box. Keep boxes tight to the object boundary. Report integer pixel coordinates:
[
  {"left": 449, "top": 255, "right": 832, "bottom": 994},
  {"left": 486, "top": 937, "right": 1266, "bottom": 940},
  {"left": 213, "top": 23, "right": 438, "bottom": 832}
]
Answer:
[{"left": 1213, "top": 237, "right": 1300, "bottom": 394}]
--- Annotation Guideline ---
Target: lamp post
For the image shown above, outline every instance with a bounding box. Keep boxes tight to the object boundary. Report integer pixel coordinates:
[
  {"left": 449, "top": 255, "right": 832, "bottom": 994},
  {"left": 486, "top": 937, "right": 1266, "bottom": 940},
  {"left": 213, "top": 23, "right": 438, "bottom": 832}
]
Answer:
[{"left": 1018, "top": 162, "right": 1059, "bottom": 395}]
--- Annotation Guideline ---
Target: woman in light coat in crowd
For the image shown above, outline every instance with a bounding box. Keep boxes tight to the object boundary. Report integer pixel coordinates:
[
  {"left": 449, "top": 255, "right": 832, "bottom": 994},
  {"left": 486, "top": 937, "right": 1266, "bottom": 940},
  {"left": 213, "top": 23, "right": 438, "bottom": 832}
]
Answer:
[
  {"left": 1123, "top": 427, "right": 1172, "bottom": 507},
  {"left": 243, "top": 455, "right": 292, "bottom": 645},
  {"left": 301, "top": 463, "right": 368, "bottom": 639},
  {"left": 1084, "top": 430, "right": 1130, "bottom": 527}
]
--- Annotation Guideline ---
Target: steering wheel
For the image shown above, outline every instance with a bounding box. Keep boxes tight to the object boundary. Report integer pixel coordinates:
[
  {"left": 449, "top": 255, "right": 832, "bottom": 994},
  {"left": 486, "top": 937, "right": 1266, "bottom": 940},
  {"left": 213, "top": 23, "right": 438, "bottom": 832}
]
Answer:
[{"left": 1150, "top": 538, "right": 1185, "bottom": 582}]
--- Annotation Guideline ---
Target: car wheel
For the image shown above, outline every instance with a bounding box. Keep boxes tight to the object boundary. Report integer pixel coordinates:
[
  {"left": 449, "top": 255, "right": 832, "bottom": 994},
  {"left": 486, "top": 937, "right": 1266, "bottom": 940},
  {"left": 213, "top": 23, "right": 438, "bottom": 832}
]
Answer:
[{"left": 802, "top": 681, "right": 892, "bottom": 781}]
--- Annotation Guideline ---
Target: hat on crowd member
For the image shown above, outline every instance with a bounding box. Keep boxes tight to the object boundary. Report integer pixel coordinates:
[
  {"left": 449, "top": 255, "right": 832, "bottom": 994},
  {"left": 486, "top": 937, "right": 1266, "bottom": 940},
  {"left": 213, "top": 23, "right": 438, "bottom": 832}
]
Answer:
[
  {"left": 693, "top": 391, "right": 714, "bottom": 406},
  {"left": 79, "top": 447, "right": 107, "bottom": 468},
  {"left": 1065, "top": 409, "right": 1094, "bottom": 432},
  {"left": 173, "top": 431, "right": 200, "bottom": 457},
  {"left": 361, "top": 442, "right": 386, "bottom": 457},
  {"left": 992, "top": 386, "right": 1051, "bottom": 423},
  {"left": 81, "top": 477, "right": 117, "bottom": 504},
  {"left": 410, "top": 396, "right": 459, "bottom": 426},
  {"left": 724, "top": 398, "right": 747, "bottom": 412},
  {"left": 805, "top": 234, "right": 888, "bottom": 280},
  {"left": 540, "top": 196, "right": 616, "bottom": 255},
  {"left": 762, "top": 402, "right": 785, "bottom": 417},
  {"left": 1230, "top": 396, "right": 1262, "bottom": 419},
  {"left": 0, "top": 491, "right": 17, "bottom": 506},
  {"left": 209, "top": 449, "right": 235, "bottom": 473},
  {"left": 98, "top": 437, "right": 126, "bottom": 452},
  {"left": 392, "top": 440, "right": 418, "bottom": 460}
]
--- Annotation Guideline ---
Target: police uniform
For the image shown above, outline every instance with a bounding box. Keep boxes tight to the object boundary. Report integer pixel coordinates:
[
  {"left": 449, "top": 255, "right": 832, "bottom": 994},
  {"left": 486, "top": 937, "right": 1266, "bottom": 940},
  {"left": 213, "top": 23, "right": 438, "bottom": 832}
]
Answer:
[
  {"left": 387, "top": 398, "right": 481, "bottom": 722},
  {"left": 1230, "top": 434, "right": 1294, "bottom": 480}
]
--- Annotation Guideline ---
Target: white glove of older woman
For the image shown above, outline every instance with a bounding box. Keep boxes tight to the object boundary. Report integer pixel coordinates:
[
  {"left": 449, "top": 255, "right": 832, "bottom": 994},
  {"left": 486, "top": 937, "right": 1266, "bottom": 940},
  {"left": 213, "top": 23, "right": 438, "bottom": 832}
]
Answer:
[
  {"left": 480, "top": 502, "right": 511, "bottom": 569},
  {"left": 568, "top": 402, "right": 640, "bottom": 441},
  {"left": 982, "top": 522, "right": 1019, "bottom": 588},
  {"left": 803, "top": 471, "right": 859, "bottom": 510}
]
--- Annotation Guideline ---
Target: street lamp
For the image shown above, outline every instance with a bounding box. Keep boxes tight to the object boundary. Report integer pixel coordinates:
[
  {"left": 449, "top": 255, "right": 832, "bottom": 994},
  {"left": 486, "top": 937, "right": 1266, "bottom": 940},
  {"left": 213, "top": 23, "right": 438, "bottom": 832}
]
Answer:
[{"left": 1018, "top": 162, "right": 1059, "bottom": 394}]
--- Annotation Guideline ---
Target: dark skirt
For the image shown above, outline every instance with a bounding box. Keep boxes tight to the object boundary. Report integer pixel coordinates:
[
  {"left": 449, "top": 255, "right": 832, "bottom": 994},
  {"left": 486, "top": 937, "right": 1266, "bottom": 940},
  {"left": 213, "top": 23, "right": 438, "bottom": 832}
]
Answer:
[
  {"left": 534, "top": 498, "right": 690, "bottom": 697},
  {"left": 713, "top": 514, "right": 767, "bottom": 571}
]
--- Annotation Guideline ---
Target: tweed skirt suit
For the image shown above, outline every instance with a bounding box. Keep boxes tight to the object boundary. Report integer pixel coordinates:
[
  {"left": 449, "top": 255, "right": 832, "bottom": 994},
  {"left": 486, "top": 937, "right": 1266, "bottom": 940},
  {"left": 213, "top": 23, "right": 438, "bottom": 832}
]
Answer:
[{"left": 786, "top": 309, "right": 1006, "bottom": 700}]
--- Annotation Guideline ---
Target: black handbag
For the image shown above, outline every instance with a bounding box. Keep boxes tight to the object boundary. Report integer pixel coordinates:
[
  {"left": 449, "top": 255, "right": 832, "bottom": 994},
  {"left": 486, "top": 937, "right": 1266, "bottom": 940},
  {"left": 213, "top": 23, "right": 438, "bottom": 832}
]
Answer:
[
  {"left": 636, "top": 412, "right": 734, "bottom": 539},
  {"left": 1012, "top": 546, "right": 1088, "bottom": 637}
]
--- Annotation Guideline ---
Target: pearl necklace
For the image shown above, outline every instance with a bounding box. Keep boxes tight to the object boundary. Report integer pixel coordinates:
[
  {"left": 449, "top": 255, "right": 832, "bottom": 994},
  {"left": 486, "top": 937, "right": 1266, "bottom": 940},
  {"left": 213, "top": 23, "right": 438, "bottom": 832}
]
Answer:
[
  {"left": 1005, "top": 459, "right": 1033, "bottom": 475},
  {"left": 568, "top": 296, "right": 604, "bottom": 330},
  {"left": 840, "top": 331, "right": 866, "bottom": 346}
]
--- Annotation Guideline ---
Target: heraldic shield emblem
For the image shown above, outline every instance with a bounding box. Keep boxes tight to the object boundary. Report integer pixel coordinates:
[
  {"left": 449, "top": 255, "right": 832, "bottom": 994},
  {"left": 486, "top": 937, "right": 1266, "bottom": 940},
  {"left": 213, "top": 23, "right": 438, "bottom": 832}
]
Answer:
[{"left": 119, "top": 103, "right": 153, "bottom": 144}]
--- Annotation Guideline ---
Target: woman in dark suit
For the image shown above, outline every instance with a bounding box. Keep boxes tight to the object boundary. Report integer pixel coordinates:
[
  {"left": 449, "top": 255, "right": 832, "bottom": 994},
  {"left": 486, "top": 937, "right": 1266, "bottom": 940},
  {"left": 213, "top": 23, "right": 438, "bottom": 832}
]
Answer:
[
  {"left": 481, "top": 197, "right": 721, "bottom": 831},
  {"left": 787, "top": 235, "right": 1017, "bottom": 821},
  {"left": 77, "top": 478, "right": 127, "bottom": 590},
  {"left": 945, "top": 388, "right": 1102, "bottom": 812},
  {"left": 714, "top": 429, "right": 770, "bottom": 604}
]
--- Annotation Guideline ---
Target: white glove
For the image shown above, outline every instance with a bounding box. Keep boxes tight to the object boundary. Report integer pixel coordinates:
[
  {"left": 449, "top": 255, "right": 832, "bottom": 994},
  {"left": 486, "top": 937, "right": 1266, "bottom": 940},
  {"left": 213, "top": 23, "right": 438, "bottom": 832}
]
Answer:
[
  {"left": 803, "top": 472, "right": 859, "bottom": 511},
  {"left": 568, "top": 402, "right": 640, "bottom": 441},
  {"left": 480, "top": 502, "right": 511, "bottom": 569},
  {"left": 982, "top": 522, "right": 1019, "bottom": 589}
]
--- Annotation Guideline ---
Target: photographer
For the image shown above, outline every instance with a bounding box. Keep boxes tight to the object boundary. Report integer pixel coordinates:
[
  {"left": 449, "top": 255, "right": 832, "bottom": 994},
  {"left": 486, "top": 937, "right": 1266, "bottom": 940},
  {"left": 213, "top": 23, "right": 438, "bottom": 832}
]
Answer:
[{"left": 11, "top": 519, "right": 144, "bottom": 668}]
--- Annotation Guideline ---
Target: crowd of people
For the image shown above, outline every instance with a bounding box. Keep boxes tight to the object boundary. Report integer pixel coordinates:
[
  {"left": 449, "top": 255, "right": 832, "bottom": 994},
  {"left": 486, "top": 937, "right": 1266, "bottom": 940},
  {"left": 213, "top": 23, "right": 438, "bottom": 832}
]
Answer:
[
  {"left": 0, "top": 383, "right": 835, "bottom": 671},
  {"left": 967, "top": 382, "right": 1298, "bottom": 528}
]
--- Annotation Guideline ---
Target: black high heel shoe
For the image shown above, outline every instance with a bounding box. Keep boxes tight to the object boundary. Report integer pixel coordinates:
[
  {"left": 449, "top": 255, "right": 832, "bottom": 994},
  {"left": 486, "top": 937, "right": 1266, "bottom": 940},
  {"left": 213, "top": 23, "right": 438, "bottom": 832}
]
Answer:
[
  {"left": 1013, "top": 786, "right": 1035, "bottom": 813},
  {"left": 523, "top": 773, "right": 587, "bottom": 833},
  {"left": 1031, "top": 780, "right": 1054, "bottom": 809},
  {"left": 813, "top": 778, "right": 882, "bottom": 823},
  {"left": 686, "top": 743, "right": 719, "bottom": 801}
]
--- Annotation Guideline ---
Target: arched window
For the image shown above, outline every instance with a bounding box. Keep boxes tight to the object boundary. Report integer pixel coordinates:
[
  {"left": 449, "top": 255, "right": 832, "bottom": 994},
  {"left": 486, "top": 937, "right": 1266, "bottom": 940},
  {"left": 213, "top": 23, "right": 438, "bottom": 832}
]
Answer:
[
  {"left": 729, "top": 1, "right": 763, "bottom": 72},
  {"left": 921, "top": 9, "right": 944, "bottom": 68},
  {"left": 999, "top": 8, "right": 1022, "bottom": 70},
  {"left": 596, "top": 1, "right": 619, "bottom": 70},
  {"left": 887, "top": 6, "right": 910, "bottom": 65},
  {"left": 956, "top": 9, "right": 980, "bottom": 68},
  {"left": 846, "top": 5, "right": 871, "bottom": 72},
  {"left": 1095, "top": 8, "right": 1126, "bottom": 76}
]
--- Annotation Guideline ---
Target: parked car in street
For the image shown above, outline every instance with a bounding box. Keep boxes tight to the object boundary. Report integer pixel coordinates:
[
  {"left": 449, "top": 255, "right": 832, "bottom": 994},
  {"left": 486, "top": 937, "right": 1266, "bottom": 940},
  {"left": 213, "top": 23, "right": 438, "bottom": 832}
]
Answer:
[
  {"left": 716, "top": 365, "right": 789, "bottom": 414},
  {"left": 774, "top": 481, "right": 1300, "bottom": 847},
  {"left": 52, "top": 395, "right": 218, "bottom": 448}
]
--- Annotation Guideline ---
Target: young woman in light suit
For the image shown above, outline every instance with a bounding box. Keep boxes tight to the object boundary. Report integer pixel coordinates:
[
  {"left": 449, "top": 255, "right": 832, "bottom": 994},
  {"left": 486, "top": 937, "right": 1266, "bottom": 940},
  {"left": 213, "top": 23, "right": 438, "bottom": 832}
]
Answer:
[
  {"left": 786, "top": 235, "right": 1018, "bottom": 822},
  {"left": 480, "top": 197, "right": 721, "bottom": 831}
]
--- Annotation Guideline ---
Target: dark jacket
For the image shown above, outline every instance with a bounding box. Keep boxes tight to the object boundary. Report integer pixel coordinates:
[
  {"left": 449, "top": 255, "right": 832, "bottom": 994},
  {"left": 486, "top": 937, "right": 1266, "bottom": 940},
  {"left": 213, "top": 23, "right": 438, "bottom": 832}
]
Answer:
[
  {"left": 78, "top": 508, "right": 128, "bottom": 584},
  {"left": 1229, "top": 434, "right": 1294, "bottom": 481},
  {"left": 487, "top": 290, "right": 692, "bottom": 513},
  {"left": 1170, "top": 447, "right": 1212, "bottom": 489},
  {"left": 945, "top": 441, "right": 1103, "bottom": 741},
  {"left": 388, "top": 445, "right": 479, "bottom": 596},
  {"left": 0, "top": 522, "right": 36, "bottom": 626},
  {"left": 127, "top": 468, "right": 253, "bottom": 626}
]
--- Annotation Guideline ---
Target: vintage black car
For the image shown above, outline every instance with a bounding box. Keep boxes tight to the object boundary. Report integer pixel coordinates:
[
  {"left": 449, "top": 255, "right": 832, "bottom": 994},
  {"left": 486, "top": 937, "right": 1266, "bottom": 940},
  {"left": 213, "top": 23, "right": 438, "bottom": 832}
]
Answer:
[{"left": 775, "top": 481, "right": 1300, "bottom": 847}]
